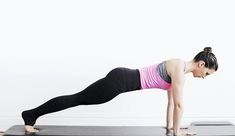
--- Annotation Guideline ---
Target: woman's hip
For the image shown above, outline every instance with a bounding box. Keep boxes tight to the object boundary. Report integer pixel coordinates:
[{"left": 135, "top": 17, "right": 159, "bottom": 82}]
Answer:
[{"left": 105, "top": 67, "right": 141, "bottom": 92}]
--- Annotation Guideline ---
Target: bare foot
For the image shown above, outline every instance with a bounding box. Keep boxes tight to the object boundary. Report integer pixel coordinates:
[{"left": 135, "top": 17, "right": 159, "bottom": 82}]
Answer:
[{"left": 25, "top": 125, "right": 39, "bottom": 133}]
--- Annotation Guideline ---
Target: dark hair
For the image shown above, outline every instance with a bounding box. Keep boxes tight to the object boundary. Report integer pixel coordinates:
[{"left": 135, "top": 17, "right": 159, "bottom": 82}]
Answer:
[{"left": 193, "top": 47, "right": 218, "bottom": 71}]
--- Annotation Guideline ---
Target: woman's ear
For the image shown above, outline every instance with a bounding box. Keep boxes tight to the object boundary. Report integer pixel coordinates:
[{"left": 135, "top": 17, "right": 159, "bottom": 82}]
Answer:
[{"left": 198, "top": 60, "right": 205, "bottom": 67}]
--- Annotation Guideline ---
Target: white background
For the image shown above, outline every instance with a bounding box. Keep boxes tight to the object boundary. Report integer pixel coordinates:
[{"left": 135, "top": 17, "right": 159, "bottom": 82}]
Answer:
[{"left": 0, "top": 0, "right": 235, "bottom": 131}]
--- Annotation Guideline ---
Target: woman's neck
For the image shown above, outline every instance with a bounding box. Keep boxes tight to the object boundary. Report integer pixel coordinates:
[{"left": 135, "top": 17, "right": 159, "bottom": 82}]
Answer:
[{"left": 184, "top": 60, "right": 196, "bottom": 74}]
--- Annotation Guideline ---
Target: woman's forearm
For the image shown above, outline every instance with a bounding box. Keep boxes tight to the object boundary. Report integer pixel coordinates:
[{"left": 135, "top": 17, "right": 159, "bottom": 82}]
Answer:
[
  {"left": 166, "top": 104, "right": 173, "bottom": 129},
  {"left": 173, "top": 104, "right": 183, "bottom": 135}
]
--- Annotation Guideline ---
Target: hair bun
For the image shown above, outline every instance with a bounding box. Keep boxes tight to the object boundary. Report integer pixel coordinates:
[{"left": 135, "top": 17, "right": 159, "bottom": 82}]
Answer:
[{"left": 204, "top": 47, "right": 212, "bottom": 53}]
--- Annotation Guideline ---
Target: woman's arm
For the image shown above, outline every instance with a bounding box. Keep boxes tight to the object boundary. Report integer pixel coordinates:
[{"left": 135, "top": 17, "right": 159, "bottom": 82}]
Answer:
[
  {"left": 166, "top": 88, "right": 174, "bottom": 130},
  {"left": 170, "top": 60, "right": 185, "bottom": 135}
]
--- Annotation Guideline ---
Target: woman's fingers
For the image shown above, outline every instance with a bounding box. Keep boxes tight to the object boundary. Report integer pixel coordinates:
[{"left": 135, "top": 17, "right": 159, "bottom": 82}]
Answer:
[
  {"left": 180, "top": 126, "right": 189, "bottom": 129},
  {"left": 180, "top": 129, "right": 197, "bottom": 135},
  {"left": 165, "top": 127, "right": 196, "bottom": 135}
]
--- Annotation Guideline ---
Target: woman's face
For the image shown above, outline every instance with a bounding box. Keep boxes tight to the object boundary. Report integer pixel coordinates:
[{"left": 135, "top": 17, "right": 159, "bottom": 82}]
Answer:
[{"left": 192, "top": 61, "right": 216, "bottom": 79}]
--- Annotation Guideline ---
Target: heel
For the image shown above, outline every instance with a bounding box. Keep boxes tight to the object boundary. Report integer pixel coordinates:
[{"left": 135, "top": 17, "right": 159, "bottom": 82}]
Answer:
[{"left": 22, "top": 110, "right": 37, "bottom": 126}]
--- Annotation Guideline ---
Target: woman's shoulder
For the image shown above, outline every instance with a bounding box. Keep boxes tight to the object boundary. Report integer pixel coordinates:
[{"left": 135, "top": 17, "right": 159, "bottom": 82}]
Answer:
[
  {"left": 165, "top": 58, "right": 184, "bottom": 65},
  {"left": 165, "top": 58, "right": 185, "bottom": 73}
]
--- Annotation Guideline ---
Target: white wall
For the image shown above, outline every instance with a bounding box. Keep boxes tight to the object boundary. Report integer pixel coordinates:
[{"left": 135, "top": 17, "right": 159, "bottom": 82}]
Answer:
[{"left": 1, "top": 0, "right": 235, "bottom": 131}]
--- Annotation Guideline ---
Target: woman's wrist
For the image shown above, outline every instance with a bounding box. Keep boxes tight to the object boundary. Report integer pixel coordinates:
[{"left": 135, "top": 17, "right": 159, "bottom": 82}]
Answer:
[{"left": 166, "top": 125, "right": 172, "bottom": 130}]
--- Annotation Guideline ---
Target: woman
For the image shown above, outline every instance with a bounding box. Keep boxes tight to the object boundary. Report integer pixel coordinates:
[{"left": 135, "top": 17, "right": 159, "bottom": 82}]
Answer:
[{"left": 22, "top": 47, "right": 218, "bottom": 135}]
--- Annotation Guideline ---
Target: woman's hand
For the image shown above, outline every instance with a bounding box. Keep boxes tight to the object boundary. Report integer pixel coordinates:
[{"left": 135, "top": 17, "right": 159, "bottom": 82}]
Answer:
[
  {"left": 178, "top": 128, "right": 196, "bottom": 136},
  {"left": 166, "top": 127, "right": 196, "bottom": 136}
]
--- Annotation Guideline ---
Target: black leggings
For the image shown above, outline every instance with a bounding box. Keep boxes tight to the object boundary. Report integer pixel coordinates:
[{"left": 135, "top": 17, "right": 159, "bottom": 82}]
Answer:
[{"left": 22, "top": 67, "right": 141, "bottom": 126}]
